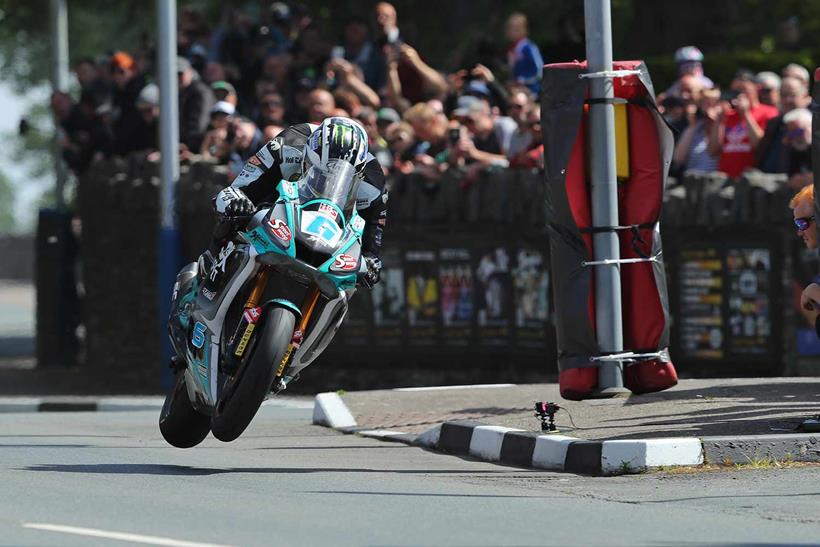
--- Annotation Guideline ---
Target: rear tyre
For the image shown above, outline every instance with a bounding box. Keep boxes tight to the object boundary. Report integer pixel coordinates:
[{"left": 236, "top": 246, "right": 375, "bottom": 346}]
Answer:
[
  {"left": 159, "top": 371, "right": 211, "bottom": 448},
  {"left": 211, "top": 307, "right": 296, "bottom": 442}
]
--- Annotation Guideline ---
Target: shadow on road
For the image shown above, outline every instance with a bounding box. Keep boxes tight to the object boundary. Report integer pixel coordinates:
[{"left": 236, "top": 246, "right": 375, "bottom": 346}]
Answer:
[
  {"left": 304, "top": 490, "right": 559, "bottom": 499},
  {"left": 22, "top": 463, "right": 516, "bottom": 476}
]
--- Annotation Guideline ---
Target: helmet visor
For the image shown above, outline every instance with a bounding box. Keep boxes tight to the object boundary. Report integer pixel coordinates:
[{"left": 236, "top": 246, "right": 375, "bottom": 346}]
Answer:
[{"left": 299, "top": 160, "right": 358, "bottom": 209}]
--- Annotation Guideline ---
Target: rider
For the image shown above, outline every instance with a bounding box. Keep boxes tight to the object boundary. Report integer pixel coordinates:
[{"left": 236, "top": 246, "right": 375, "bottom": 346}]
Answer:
[{"left": 210, "top": 116, "right": 386, "bottom": 288}]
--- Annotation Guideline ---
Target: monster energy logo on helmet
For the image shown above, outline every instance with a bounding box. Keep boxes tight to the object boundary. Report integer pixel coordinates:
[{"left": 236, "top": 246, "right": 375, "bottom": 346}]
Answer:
[{"left": 324, "top": 118, "right": 367, "bottom": 166}]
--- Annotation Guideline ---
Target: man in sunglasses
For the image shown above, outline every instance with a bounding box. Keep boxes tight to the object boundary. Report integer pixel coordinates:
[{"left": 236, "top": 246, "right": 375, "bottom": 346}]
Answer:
[{"left": 791, "top": 185, "right": 820, "bottom": 333}]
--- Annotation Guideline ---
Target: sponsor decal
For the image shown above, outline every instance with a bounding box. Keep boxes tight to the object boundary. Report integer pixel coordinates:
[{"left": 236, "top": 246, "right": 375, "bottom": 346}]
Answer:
[
  {"left": 303, "top": 212, "right": 342, "bottom": 246},
  {"left": 351, "top": 216, "right": 366, "bottom": 232},
  {"left": 210, "top": 242, "right": 235, "bottom": 281},
  {"left": 201, "top": 287, "right": 216, "bottom": 301},
  {"left": 332, "top": 254, "right": 358, "bottom": 272},
  {"left": 243, "top": 306, "right": 262, "bottom": 324},
  {"left": 284, "top": 156, "right": 300, "bottom": 163},
  {"left": 268, "top": 218, "right": 292, "bottom": 243},
  {"left": 318, "top": 203, "right": 338, "bottom": 220},
  {"left": 248, "top": 154, "right": 262, "bottom": 167},
  {"left": 192, "top": 322, "right": 207, "bottom": 349},
  {"left": 276, "top": 344, "right": 294, "bottom": 376},
  {"left": 234, "top": 322, "right": 256, "bottom": 357}
]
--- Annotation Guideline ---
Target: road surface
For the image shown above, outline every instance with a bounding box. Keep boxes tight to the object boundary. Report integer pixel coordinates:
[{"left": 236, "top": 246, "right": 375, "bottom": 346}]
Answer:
[{"left": 1, "top": 399, "right": 819, "bottom": 546}]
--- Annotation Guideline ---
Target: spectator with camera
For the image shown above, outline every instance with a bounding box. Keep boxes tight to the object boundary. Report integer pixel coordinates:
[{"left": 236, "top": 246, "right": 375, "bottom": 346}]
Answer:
[
  {"left": 663, "top": 46, "right": 714, "bottom": 99},
  {"left": 708, "top": 70, "right": 778, "bottom": 179},
  {"left": 506, "top": 88, "right": 535, "bottom": 158},
  {"left": 508, "top": 105, "right": 542, "bottom": 169},
  {"left": 448, "top": 98, "right": 510, "bottom": 186},
  {"left": 672, "top": 88, "right": 721, "bottom": 174},
  {"left": 402, "top": 102, "right": 450, "bottom": 179},
  {"left": 376, "top": 2, "right": 447, "bottom": 106},
  {"left": 325, "top": 57, "right": 381, "bottom": 109},
  {"left": 757, "top": 76, "right": 811, "bottom": 174},
  {"left": 384, "top": 121, "right": 416, "bottom": 175},
  {"left": 200, "top": 101, "right": 235, "bottom": 161},
  {"left": 225, "top": 117, "right": 264, "bottom": 178}
]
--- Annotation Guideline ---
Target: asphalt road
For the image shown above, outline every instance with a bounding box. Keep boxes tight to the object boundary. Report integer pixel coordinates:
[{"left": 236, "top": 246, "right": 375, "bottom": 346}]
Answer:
[{"left": 2, "top": 401, "right": 820, "bottom": 547}]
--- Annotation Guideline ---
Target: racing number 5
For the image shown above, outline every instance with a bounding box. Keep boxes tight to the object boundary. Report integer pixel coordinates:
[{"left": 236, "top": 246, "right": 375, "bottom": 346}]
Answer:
[{"left": 192, "top": 322, "right": 207, "bottom": 349}]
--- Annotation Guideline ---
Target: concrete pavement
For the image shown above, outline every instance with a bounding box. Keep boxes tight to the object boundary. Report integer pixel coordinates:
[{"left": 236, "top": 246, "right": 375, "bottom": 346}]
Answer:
[
  {"left": 324, "top": 379, "right": 820, "bottom": 472},
  {"left": 3, "top": 401, "right": 820, "bottom": 546}
]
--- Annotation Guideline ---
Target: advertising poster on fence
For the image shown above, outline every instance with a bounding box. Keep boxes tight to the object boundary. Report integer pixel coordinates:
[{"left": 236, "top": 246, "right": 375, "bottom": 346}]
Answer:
[
  {"left": 726, "top": 248, "right": 771, "bottom": 356},
  {"left": 678, "top": 246, "right": 724, "bottom": 359},
  {"left": 672, "top": 230, "right": 781, "bottom": 372},
  {"left": 512, "top": 248, "right": 550, "bottom": 349},
  {"left": 372, "top": 246, "right": 404, "bottom": 347},
  {"left": 438, "top": 247, "right": 474, "bottom": 347},
  {"left": 474, "top": 247, "right": 513, "bottom": 346},
  {"left": 405, "top": 248, "right": 439, "bottom": 346}
]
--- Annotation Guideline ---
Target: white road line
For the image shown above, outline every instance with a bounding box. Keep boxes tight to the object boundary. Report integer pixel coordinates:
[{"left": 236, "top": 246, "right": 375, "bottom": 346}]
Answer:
[
  {"left": 393, "top": 383, "right": 516, "bottom": 392},
  {"left": 22, "top": 523, "right": 235, "bottom": 547}
]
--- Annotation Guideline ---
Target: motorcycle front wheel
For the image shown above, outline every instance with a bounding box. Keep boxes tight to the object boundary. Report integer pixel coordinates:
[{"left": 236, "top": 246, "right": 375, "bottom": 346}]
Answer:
[
  {"left": 211, "top": 307, "right": 296, "bottom": 442},
  {"left": 159, "top": 371, "right": 211, "bottom": 448}
]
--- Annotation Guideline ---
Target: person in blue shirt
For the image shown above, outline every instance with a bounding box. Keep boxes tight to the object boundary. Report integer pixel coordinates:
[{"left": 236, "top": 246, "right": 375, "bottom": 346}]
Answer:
[{"left": 505, "top": 13, "right": 544, "bottom": 96}]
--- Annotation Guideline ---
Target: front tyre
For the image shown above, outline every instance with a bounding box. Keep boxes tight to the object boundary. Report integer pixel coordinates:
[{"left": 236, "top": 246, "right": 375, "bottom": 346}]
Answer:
[
  {"left": 211, "top": 307, "right": 296, "bottom": 442},
  {"left": 159, "top": 371, "right": 211, "bottom": 448}
]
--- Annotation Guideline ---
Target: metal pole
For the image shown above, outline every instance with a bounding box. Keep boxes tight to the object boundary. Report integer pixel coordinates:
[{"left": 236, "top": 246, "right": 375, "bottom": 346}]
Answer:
[
  {"left": 49, "top": 0, "right": 69, "bottom": 210},
  {"left": 584, "top": 0, "right": 627, "bottom": 396},
  {"left": 811, "top": 67, "right": 820, "bottom": 254},
  {"left": 158, "top": 0, "right": 180, "bottom": 386}
]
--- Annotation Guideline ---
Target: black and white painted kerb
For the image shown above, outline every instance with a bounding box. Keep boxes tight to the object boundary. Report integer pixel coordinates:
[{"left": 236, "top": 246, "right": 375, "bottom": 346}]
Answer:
[
  {"left": 411, "top": 420, "right": 704, "bottom": 474},
  {"left": 313, "top": 393, "right": 776, "bottom": 475}
]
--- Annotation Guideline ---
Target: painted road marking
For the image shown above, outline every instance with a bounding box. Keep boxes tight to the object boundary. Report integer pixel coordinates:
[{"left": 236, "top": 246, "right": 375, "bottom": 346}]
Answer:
[
  {"left": 393, "top": 384, "right": 516, "bottom": 392},
  {"left": 23, "top": 523, "right": 235, "bottom": 547}
]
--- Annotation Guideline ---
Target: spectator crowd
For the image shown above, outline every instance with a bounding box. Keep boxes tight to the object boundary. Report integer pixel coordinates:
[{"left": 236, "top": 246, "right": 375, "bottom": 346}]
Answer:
[
  {"left": 662, "top": 46, "right": 813, "bottom": 190},
  {"left": 52, "top": 4, "right": 814, "bottom": 193},
  {"left": 52, "top": 2, "right": 545, "bottom": 187}
]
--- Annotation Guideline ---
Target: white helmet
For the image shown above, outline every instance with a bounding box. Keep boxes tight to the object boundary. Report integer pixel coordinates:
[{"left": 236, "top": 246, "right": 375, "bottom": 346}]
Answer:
[{"left": 304, "top": 117, "right": 369, "bottom": 174}]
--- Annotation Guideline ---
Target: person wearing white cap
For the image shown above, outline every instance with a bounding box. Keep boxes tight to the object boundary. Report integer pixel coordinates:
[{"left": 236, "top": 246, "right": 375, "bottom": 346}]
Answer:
[
  {"left": 756, "top": 71, "right": 782, "bottom": 108},
  {"left": 664, "top": 46, "right": 714, "bottom": 98}
]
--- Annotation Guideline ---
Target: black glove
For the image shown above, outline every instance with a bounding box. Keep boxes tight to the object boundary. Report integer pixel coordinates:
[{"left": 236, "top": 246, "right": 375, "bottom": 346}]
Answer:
[
  {"left": 214, "top": 187, "right": 255, "bottom": 218},
  {"left": 359, "top": 255, "right": 383, "bottom": 289}
]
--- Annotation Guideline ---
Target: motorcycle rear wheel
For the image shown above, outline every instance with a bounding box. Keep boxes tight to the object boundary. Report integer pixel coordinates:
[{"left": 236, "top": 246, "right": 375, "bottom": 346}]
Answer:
[
  {"left": 159, "top": 371, "right": 211, "bottom": 448},
  {"left": 211, "top": 307, "right": 296, "bottom": 442}
]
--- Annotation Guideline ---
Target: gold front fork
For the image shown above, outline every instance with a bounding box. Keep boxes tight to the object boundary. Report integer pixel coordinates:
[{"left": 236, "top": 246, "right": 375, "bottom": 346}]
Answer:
[
  {"left": 244, "top": 266, "right": 270, "bottom": 309},
  {"left": 275, "top": 284, "right": 321, "bottom": 377}
]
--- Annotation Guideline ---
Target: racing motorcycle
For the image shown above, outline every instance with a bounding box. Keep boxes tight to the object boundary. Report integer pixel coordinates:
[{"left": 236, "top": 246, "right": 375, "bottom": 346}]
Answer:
[{"left": 160, "top": 161, "right": 365, "bottom": 447}]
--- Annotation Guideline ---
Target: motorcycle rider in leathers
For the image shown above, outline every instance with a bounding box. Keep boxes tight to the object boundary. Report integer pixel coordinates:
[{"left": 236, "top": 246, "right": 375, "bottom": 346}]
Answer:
[{"left": 209, "top": 116, "right": 385, "bottom": 288}]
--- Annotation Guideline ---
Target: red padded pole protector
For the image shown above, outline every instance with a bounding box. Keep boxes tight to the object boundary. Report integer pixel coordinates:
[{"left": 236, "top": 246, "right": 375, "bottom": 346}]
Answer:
[
  {"left": 558, "top": 105, "right": 599, "bottom": 400},
  {"left": 614, "top": 62, "right": 678, "bottom": 394}
]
